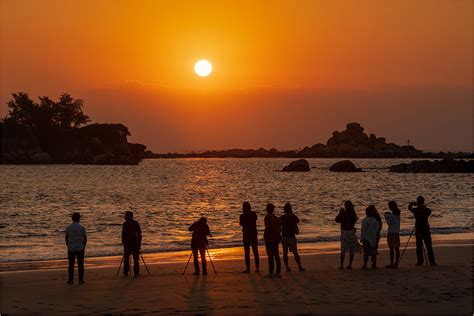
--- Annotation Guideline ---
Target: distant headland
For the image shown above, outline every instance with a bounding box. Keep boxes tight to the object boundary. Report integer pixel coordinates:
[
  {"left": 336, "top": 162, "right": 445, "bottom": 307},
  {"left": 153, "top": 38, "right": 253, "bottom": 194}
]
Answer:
[
  {"left": 1, "top": 92, "right": 472, "bottom": 165},
  {"left": 1, "top": 93, "right": 147, "bottom": 165},
  {"left": 147, "top": 122, "right": 472, "bottom": 159}
]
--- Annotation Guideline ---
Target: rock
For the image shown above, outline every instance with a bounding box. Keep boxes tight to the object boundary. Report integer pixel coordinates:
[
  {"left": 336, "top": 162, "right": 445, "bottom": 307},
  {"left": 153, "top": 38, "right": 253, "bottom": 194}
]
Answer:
[
  {"left": 93, "top": 153, "right": 116, "bottom": 165},
  {"left": 389, "top": 159, "right": 474, "bottom": 173},
  {"left": 89, "top": 137, "right": 106, "bottom": 154},
  {"left": 346, "top": 122, "right": 364, "bottom": 134},
  {"left": 1, "top": 153, "right": 15, "bottom": 164},
  {"left": 282, "top": 159, "right": 310, "bottom": 172},
  {"left": 329, "top": 160, "right": 362, "bottom": 172},
  {"left": 30, "top": 152, "right": 52, "bottom": 164},
  {"left": 298, "top": 122, "right": 424, "bottom": 158}
]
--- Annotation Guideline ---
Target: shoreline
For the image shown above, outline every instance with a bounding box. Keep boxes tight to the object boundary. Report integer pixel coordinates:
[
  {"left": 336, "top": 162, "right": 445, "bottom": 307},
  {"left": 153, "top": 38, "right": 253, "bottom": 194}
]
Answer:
[
  {"left": 1, "top": 232, "right": 472, "bottom": 273},
  {"left": 1, "top": 244, "right": 472, "bottom": 314}
]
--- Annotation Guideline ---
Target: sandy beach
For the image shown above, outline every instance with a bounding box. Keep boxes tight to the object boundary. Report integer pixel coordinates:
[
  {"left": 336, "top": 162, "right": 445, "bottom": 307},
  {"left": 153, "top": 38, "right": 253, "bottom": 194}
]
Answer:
[{"left": 1, "top": 236, "right": 472, "bottom": 314}]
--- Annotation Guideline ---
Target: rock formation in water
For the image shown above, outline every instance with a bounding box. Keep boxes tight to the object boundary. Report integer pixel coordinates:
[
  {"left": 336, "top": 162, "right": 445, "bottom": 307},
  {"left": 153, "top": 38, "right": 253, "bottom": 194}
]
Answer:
[
  {"left": 298, "top": 122, "right": 423, "bottom": 158},
  {"left": 329, "top": 160, "right": 363, "bottom": 172},
  {"left": 150, "top": 122, "right": 437, "bottom": 159},
  {"left": 282, "top": 159, "right": 311, "bottom": 172},
  {"left": 389, "top": 159, "right": 474, "bottom": 173},
  {"left": 1, "top": 92, "right": 147, "bottom": 165}
]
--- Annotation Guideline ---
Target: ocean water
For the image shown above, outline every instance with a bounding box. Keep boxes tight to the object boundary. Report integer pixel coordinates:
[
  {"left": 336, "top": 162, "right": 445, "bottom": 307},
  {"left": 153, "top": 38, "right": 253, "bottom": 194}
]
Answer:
[{"left": 0, "top": 158, "right": 472, "bottom": 262}]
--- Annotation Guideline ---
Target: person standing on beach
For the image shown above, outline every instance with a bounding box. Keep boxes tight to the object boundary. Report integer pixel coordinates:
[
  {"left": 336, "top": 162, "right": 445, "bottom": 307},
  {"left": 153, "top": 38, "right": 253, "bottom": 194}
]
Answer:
[
  {"left": 264, "top": 203, "right": 282, "bottom": 278},
  {"left": 189, "top": 217, "right": 212, "bottom": 275},
  {"left": 384, "top": 201, "right": 401, "bottom": 268},
  {"left": 335, "top": 201, "right": 360, "bottom": 269},
  {"left": 239, "top": 202, "right": 260, "bottom": 273},
  {"left": 65, "top": 212, "right": 87, "bottom": 284},
  {"left": 361, "top": 206, "right": 380, "bottom": 269},
  {"left": 280, "top": 203, "right": 305, "bottom": 272},
  {"left": 122, "top": 211, "right": 142, "bottom": 276},
  {"left": 372, "top": 206, "right": 383, "bottom": 253},
  {"left": 408, "top": 196, "right": 437, "bottom": 266}
]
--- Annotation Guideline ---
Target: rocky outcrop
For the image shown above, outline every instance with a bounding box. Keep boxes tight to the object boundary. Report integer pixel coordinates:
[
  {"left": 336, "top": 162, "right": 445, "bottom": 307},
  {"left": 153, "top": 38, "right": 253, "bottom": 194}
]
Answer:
[
  {"left": 329, "top": 160, "right": 362, "bottom": 172},
  {"left": 389, "top": 159, "right": 474, "bottom": 173},
  {"left": 282, "top": 159, "right": 310, "bottom": 172},
  {"left": 30, "top": 153, "right": 52, "bottom": 164},
  {"left": 92, "top": 153, "right": 116, "bottom": 165},
  {"left": 1, "top": 122, "right": 147, "bottom": 165},
  {"left": 298, "top": 122, "right": 423, "bottom": 158}
]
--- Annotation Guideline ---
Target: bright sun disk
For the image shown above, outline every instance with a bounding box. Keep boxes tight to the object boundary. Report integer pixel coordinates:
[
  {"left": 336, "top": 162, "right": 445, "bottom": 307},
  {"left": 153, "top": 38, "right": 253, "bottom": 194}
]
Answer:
[{"left": 194, "top": 59, "right": 212, "bottom": 77}]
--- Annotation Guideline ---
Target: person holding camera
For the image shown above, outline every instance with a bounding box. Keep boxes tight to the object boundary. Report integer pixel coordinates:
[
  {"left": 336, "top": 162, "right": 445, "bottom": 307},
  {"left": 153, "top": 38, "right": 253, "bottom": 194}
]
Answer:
[
  {"left": 264, "top": 203, "right": 282, "bottom": 278},
  {"left": 122, "top": 211, "right": 142, "bottom": 276},
  {"left": 280, "top": 203, "right": 305, "bottom": 272},
  {"left": 408, "top": 196, "right": 437, "bottom": 266},
  {"left": 189, "top": 217, "right": 212, "bottom": 275},
  {"left": 335, "top": 201, "right": 360, "bottom": 270},
  {"left": 384, "top": 201, "right": 401, "bottom": 268},
  {"left": 239, "top": 202, "right": 260, "bottom": 273}
]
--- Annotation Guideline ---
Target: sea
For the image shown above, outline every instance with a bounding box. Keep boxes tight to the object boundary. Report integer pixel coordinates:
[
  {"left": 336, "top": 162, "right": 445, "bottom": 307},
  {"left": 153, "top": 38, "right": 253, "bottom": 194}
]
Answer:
[{"left": 0, "top": 158, "right": 472, "bottom": 263}]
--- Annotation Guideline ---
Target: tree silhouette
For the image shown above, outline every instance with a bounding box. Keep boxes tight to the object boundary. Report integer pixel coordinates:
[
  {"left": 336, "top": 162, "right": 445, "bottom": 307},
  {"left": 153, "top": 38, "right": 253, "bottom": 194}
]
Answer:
[{"left": 6, "top": 92, "right": 89, "bottom": 132}]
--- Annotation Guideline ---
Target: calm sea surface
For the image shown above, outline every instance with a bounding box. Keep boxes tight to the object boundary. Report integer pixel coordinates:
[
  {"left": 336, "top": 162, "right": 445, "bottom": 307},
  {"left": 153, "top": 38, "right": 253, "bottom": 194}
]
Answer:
[{"left": 0, "top": 158, "right": 472, "bottom": 262}]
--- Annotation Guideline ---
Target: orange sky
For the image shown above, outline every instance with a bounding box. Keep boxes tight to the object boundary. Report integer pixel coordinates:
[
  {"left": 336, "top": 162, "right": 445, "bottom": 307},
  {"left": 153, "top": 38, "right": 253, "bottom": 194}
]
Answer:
[{"left": 1, "top": 0, "right": 472, "bottom": 151}]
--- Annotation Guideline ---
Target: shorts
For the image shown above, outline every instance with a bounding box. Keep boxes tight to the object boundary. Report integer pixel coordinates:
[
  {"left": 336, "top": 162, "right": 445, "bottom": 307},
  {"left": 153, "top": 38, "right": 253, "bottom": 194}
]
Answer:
[
  {"left": 282, "top": 236, "right": 298, "bottom": 253},
  {"left": 340, "top": 230, "right": 362, "bottom": 253},
  {"left": 387, "top": 233, "right": 400, "bottom": 248}
]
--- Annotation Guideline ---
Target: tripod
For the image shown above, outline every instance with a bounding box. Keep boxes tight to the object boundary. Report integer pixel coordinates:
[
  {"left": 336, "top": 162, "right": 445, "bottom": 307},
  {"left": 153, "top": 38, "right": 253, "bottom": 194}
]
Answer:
[
  {"left": 116, "top": 251, "right": 151, "bottom": 276},
  {"left": 397, "top": 226, "right": 415, "bottom": 267},
  {"left": 398, "top": 226, "right": 430, "bottom": 267},
  {"left": 182, "top": 246, "right": 217, "bottom": 275}
]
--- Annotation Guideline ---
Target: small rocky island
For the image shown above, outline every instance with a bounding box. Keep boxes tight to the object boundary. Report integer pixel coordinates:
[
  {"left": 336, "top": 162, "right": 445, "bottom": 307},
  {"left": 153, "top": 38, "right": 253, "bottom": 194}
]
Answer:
[
  {"left": 1, "top": 92, "right": 147, "bottom": 164},
  {"left": 329, "top": 160, "right": 363, "bottom": 172},
  {"left": 151, "top": 122, "right": 469, "bottom": 159},
  {"left": 297, "top": 122, "right": 421, "bottom": 158},
  {"left": 389, "top": 159, "right": 474, "bottom": 173},
  {"left": 282, "top": 159, "right": 310, "bottom": 172}
]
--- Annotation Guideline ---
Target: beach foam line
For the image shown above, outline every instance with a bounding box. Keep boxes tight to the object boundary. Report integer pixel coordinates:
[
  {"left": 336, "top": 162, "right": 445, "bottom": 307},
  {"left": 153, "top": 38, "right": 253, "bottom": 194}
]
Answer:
[{"left": 0, "top": 232, "right": 472, "bottom": 272}]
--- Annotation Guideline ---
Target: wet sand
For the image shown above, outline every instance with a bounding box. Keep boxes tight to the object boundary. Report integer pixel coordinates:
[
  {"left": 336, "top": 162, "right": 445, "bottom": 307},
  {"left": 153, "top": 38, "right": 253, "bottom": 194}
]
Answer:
[{"left": 1, "top": 240, "right": 472, "bottom": 314}]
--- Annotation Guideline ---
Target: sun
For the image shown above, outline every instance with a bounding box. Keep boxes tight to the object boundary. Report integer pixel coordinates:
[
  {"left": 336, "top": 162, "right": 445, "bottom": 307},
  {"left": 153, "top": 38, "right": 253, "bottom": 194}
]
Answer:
[{"left": 194, "top": 59, "right": 212, "bottom": 77}]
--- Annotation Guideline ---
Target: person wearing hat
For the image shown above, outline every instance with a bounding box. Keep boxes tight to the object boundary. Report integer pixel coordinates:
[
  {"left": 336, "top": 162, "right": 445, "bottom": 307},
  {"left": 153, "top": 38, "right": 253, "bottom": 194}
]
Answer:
[{"left": 188, "top": 217, "right": 212, "bottom": 275}]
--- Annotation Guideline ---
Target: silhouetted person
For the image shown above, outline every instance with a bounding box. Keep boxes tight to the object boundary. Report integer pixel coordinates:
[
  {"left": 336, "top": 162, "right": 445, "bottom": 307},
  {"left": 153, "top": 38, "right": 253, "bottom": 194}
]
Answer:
[
  {"left": 189, "top": 217, "right": 212, "bottom": 275},
  {"left": 264, "top": 203, "right": 281, "bottom": 278},
  {"left": 280, "top": 203, "right": 305, "bottom": 272},
  {"left": 239, "top": 202, "right": 260, "bottom": 273},
  {"left": 373, "top": 205, "right": 383, "bottom": 252},
  {"left": 122, "top": 211, "right": 142, "bottom": 276},
  {"left": 408, "top": 196, "right": 437, "bottom": 266},
  {"left": 361, "top": 205, "right": 380, "bottom": 269},
  {"left": 335, "top": 201, "right": 360, "bottom": 269},
  {"left": 384, "top": 201, "right": 401, "bottom": 268},
  {"left": 65, "top": 212, "right": 87, "bottom": 284}
]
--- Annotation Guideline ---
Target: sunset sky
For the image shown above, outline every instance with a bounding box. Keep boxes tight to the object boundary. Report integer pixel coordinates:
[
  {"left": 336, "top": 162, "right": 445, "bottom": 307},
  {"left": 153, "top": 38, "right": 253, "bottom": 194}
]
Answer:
[{"left": 1, "top": 0, "right": 472, "bottom": 152}]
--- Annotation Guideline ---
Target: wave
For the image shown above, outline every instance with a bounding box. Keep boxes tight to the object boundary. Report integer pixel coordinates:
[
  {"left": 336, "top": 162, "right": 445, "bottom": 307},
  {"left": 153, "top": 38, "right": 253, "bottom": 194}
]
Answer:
[
  {"left": 2, "top": 233, "right": 49, "bottom": 239},
  {"left": 0, "top": 226, "right": 471, "bottom": 263}
]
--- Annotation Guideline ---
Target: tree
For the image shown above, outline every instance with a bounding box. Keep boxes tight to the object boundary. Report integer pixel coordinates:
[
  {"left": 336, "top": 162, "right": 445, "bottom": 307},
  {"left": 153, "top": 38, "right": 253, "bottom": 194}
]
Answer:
[
  {"left": 7, "top": 92, "right": 37, "bottom": 129},
  {"left": 54, "top": 93, "right": 89, "bottom": 129},
  {"left": 6, "top": 92, "right": 90, "bottom": 131}
]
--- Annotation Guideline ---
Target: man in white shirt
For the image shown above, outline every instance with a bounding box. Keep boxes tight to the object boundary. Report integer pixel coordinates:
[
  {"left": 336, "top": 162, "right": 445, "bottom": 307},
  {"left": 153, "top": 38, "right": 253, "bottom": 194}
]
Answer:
[{"left": 65, "top": 212, "right": 87, "bottom": 284}]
